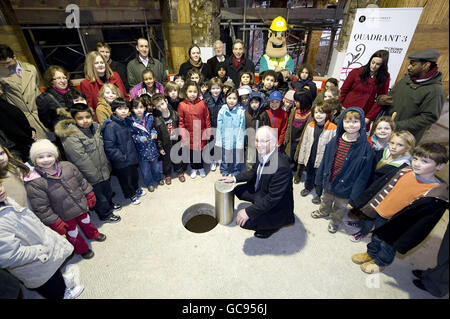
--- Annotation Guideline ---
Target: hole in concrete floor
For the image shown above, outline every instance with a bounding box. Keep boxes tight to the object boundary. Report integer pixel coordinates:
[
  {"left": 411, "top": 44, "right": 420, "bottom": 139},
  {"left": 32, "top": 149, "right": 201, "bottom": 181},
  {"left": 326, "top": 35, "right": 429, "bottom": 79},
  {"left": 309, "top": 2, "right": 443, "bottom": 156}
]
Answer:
[{"left": 182, "top": 203, "right": 217, "bottom": 233}]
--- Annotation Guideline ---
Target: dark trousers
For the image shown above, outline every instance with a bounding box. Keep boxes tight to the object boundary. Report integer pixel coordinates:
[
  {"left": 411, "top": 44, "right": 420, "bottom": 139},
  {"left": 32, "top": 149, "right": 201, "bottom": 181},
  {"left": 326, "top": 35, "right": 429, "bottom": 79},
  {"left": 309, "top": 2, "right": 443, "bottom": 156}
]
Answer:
[
  {"left": 188, "top": 149, "right": 204, "bottom": 170},
  {"left": 34, "top": 269, "right": 65, "bottom": 299},
  {"left": 234, "top": 183, "right": 278, "bottom": 232},
  {"left": 92, "top": 180, "right": 114, "bottom": 220},
  {"left": 421, "top": 224, "right": 449, "bottom": 297},
  {"left": 304, "top": 160, "right": 323, "bottom": 197},
  {"left": 114, "top": 164, "right": 139, "bottom": 199},
  {"left": 161, "top": 144, "right": 185, "bottom": 176}
]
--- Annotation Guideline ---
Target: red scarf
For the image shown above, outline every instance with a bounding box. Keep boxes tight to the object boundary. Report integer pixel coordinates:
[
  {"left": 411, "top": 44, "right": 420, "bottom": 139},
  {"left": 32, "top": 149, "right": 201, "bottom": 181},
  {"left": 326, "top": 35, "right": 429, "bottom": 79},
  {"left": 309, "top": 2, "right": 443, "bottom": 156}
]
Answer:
[
  {"left": 410, "top": 66, "right": 439, "bottom": 84},
  {"left": 233, "top": 55, "right": 244, "bottom": 70}
]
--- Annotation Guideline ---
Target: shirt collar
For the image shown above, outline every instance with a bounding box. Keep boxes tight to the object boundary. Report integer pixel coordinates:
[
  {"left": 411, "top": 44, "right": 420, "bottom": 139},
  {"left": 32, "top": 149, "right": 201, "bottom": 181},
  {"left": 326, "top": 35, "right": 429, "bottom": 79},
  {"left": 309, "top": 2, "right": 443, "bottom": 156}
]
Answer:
[
  {"left": 11, "top": 61, "right": 21, "bottom": 75},
  {"left": 139, "top": 55, "right": 149, "bottom": 65},
  {"left": 260, "top": 147, "right": 276, "bottom": 165}
]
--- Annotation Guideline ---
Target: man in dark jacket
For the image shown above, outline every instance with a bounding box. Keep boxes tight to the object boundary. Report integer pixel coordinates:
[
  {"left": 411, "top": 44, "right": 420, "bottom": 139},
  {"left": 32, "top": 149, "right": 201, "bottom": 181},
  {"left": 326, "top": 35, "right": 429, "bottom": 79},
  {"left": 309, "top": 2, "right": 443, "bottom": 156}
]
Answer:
[
  {"left": 219, "top": 126, "right": 294, "bottom": 238},
  {"left": 0, "top": 83, "right": 35, "bottom": 162},
  {"left": 207, "top": 40, "right": 227, "bottom": 78},
  {"left": 225, "top": 39, "right": 255, "bottom": 87},
  {"left": 97, "top": 42, "right": 129, "bottom": 91},
  {"left": 378, "top": 49, "right": 445, "bottom": 142}
]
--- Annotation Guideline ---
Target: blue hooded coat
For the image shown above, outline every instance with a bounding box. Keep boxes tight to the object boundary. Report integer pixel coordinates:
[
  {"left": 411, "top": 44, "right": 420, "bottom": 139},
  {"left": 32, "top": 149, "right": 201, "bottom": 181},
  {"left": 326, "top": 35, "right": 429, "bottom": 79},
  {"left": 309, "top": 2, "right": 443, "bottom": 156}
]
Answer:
[{"left": 315, "top": 107, "right": 374, "bottom": 202}]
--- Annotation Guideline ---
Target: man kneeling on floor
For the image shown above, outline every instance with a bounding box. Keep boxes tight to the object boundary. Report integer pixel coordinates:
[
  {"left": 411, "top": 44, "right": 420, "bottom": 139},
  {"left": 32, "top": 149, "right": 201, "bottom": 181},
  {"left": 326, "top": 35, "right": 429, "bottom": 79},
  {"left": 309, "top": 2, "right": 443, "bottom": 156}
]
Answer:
[{"left": 219, "top": 126, "right": 295, "bottom": 238}]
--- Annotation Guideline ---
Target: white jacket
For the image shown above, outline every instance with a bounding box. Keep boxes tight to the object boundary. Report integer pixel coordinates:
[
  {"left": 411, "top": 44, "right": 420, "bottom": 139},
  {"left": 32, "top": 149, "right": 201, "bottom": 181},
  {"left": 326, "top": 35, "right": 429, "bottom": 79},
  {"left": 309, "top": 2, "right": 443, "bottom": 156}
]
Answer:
[
  {"left": 298, "top": 120, "right": 337, "bottom": 167},
  {"left": 0, "top": 197, "right": 73, "bottom": 288}
]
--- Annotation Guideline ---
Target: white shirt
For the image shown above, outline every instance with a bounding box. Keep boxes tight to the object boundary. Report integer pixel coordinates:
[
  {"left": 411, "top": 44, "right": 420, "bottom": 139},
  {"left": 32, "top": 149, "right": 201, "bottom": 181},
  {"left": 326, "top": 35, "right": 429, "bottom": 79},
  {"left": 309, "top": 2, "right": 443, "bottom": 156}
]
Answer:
[
  {"left": 254, "top": 148, "right": 276, "bottom": 191},
  {"left": 139, "top": 55, "right": 149, "bottom": 67}
]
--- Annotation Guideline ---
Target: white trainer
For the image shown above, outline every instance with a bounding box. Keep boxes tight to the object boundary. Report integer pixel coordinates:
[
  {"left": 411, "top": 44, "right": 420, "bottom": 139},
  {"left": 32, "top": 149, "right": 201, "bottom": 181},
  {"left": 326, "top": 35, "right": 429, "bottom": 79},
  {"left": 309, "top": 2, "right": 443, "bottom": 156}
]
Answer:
[
  {"left": 210, "top": 163, "right": 217, "bottom": 171},
  {"left": 64, "top": 285, "right": 84, "bottom": 299},
  {"left": 198, "top": 169, "right": 206, "bottom": 178},
  {"left": 190, "top": 169, "right": 197, "bottom": 179}
]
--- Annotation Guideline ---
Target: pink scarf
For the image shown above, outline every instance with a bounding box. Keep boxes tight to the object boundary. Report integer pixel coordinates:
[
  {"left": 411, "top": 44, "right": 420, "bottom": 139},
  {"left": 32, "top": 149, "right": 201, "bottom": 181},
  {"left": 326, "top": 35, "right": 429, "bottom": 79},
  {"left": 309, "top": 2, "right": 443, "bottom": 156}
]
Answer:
[{"left": 52, "top": 85, "right": 70, "bottom": 95}]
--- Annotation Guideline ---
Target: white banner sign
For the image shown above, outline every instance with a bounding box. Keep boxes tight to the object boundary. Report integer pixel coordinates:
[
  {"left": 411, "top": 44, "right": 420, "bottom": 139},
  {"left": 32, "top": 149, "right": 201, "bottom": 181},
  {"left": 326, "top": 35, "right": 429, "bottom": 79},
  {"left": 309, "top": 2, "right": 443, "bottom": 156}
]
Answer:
[{"left": 340, "top": 7, "right": 423, "bottom": 88}]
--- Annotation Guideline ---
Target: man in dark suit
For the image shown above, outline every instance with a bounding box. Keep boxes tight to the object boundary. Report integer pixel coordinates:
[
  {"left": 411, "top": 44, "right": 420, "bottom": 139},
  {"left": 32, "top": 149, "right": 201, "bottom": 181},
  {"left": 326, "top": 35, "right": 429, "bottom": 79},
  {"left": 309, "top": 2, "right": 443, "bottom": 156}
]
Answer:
[
  {"left": 207, "top": 40, "right": 226, "bottom": 77},
  {"left": 219, "top": 126, "right": 295, "bottom": 238},
  {"left": 224, "top": 39, "right": 255, "bottom": 87}
]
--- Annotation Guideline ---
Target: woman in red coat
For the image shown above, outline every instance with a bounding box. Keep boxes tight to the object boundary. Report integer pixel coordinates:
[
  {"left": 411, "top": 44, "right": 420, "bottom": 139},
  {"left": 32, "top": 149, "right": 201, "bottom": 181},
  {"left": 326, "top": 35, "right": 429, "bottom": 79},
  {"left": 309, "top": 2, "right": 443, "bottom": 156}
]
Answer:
[
  {"left": 178, "top": 81, "right": 211, "bottom": 179},
  {"left": 339, "top": 50, "right": 390, "bottom": 130},
  {"left": 80, "top": 51, "right": 129, "bottom": 115}
]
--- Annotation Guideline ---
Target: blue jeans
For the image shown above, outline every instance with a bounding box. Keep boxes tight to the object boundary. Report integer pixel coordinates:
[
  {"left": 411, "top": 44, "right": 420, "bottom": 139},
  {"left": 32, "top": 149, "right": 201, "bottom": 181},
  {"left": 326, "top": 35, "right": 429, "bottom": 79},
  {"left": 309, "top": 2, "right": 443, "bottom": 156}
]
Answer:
[
  {"left": 220, "top": 148, "right": 244, "bottom": 176},
  {"left": 139, "top": 158, "right": 162, "bottom": 187},
  {"left": 367, "top": 215, "right": 396, "bottom": 267}
]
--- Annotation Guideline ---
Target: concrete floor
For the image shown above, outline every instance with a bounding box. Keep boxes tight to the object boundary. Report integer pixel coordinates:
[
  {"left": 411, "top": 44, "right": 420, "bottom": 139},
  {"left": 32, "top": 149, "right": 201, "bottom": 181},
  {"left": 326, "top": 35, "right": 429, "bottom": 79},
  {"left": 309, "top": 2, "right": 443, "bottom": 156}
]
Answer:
[{"left": 22, "top": 166, "right": 449, "bottom": 299}]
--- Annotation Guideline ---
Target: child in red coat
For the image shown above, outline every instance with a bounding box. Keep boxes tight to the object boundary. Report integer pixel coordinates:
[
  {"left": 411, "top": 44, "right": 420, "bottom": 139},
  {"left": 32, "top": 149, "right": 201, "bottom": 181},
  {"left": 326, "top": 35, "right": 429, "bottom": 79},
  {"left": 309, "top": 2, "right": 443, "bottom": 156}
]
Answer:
[
  {"left": 265, "top": 91, "right": 288, "bottom": 149},
  {"left": 177, "top": 81, "right": 212, "bottom": 179}
]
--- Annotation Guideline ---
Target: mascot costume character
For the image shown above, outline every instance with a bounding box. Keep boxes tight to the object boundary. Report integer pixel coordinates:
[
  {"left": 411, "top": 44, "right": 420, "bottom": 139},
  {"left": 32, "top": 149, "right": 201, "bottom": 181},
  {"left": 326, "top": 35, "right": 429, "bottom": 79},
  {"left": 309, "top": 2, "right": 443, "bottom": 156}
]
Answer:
[{"left": 259, "top": 16, "right": 294, "bottom": 74}]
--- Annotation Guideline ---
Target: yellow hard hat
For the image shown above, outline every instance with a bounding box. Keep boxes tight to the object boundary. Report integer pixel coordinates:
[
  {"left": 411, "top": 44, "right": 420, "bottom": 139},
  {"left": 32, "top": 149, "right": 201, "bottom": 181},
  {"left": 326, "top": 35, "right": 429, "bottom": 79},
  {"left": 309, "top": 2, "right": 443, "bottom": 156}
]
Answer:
[{"left": 270, "top": 16, "right": 287, "bottom": 32}]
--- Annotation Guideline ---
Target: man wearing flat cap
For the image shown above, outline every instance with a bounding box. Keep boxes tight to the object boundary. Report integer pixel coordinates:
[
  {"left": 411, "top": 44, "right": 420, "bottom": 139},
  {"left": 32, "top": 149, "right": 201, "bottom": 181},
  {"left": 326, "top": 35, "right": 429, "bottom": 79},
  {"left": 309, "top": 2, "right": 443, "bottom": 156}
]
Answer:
[{"left": 377, "top": 49, "right": 445, "bottom": 142}]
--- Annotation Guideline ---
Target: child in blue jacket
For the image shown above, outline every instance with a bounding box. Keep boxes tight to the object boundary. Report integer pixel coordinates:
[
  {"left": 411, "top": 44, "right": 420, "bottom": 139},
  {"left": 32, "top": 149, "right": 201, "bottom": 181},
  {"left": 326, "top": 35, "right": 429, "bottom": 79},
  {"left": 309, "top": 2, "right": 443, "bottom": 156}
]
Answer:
[
  {"left": 128, "top": 96, "right": 163, "bottom": 192},
  {"left": 215, "top": 88, "right": 246, "bottom": 176},
  {"left": 101, "top": 98, "right": 145, "bottom": 205},
  {"left": 312, "top": 107, "right": 374, "bottom": 233}
]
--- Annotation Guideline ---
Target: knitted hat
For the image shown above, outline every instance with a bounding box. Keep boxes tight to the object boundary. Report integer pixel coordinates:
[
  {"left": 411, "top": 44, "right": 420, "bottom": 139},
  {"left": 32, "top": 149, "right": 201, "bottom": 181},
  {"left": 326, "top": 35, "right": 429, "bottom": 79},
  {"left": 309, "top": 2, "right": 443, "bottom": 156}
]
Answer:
[
  {"left": 238, "top": 85, "right": 252, "bottom": 96},
  {"left": 29, "top": 139, "right": 59, "bottom": 164},
  {"left": 283, "top": 89, "right": 296, "bottom": 103}
]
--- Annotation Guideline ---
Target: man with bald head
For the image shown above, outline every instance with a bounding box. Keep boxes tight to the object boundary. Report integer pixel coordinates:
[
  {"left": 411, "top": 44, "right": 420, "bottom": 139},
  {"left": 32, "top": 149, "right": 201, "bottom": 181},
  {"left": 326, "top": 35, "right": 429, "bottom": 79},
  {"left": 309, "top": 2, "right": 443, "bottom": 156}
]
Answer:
[{"left": 219, "top": 126, "right": 294, "bottom": 238}]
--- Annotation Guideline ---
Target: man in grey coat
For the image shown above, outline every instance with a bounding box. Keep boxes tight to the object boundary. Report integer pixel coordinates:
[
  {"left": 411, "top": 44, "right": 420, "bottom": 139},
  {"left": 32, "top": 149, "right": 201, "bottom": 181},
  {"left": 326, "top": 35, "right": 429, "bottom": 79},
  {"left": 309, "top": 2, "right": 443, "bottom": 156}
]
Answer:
[
  {"left": 127, "top": 38, "right": 167, "bottom": 88},
  {"left": 378, "top": 49, "right": 445, "bottom": 142}
]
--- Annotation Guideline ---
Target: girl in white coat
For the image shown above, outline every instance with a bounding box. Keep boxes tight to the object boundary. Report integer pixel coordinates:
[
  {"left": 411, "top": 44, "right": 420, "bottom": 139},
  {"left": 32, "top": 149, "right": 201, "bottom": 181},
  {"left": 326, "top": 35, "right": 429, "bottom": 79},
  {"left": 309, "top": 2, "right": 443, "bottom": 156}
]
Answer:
[{"left": 0, "top": 182, "right": 83, "bottom": 299}]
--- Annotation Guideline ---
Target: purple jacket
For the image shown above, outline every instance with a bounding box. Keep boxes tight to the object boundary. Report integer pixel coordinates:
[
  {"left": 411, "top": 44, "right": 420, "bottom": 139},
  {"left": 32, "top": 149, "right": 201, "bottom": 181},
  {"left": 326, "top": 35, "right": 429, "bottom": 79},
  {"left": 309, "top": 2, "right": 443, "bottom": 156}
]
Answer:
[{"left": 129, "top": 81, "right": 165, "bottom": 99}]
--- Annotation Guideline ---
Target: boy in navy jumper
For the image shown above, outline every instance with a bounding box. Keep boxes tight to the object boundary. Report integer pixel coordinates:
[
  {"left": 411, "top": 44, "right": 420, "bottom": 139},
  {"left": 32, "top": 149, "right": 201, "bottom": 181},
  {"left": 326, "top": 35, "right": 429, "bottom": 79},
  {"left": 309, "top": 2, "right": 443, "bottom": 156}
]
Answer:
[
  {"left": 312, "top": 107, "right": 374, "bottom": 233},
  {"left": 101, "top": 98, "right": 146, "bottom": 205}
]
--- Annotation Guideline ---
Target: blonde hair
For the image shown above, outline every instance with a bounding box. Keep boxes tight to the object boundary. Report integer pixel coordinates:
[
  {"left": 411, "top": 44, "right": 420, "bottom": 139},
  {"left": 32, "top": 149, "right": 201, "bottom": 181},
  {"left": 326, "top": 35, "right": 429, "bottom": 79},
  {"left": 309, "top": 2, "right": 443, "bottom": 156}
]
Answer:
[
  {"left": 343, "top": 110, "right": 360, "bottom": 121},
  {"left": 84, "top": 51, "right": 114, "bottom": 82},
  {"left": 165, "top": 81, "right": 179, "bottom": 95},
  {"left": 98, "top": 83, "right": 123, "bottom": 102},
  {"left": 375, "top": 130, "right": 416, "bottom": 170}
]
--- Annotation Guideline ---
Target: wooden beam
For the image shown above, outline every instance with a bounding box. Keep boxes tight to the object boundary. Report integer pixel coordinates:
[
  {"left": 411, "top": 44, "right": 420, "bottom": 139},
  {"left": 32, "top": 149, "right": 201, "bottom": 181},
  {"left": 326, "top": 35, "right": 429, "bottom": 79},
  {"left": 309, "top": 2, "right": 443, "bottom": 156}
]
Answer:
[
  {"left": 13, "top": 7, "right": 161, "bottom": 24},
  {"left": 12, "top": 0, "right": 160, "bottom": 8},
  {"left": 220, "top": 7, "right": 342, "bottom": 22}
]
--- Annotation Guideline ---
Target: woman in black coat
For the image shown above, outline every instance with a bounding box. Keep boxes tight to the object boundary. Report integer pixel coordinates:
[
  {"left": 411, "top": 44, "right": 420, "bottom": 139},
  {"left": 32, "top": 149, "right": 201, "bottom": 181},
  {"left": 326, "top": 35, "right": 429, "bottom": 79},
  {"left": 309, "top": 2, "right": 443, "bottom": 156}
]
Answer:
[
  {"left": 178, "top": 44, "right": 213, "bottom": 81},
  {"left": 36, "top": 65, "right": 75, "bottom": 132}
]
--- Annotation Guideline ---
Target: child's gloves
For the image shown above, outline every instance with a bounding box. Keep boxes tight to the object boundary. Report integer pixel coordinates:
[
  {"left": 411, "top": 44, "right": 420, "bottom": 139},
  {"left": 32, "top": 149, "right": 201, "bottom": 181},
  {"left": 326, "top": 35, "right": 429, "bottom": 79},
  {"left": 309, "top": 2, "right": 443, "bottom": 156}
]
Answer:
[
  {"left": 85, "top": 191, "right": 97, "bottom": 209},
  {"left": 49, "top": 218, "right": 69, "bottom": 235},
  {"left": 139, "top": 136, "right": 148, "bottom": 143}
]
